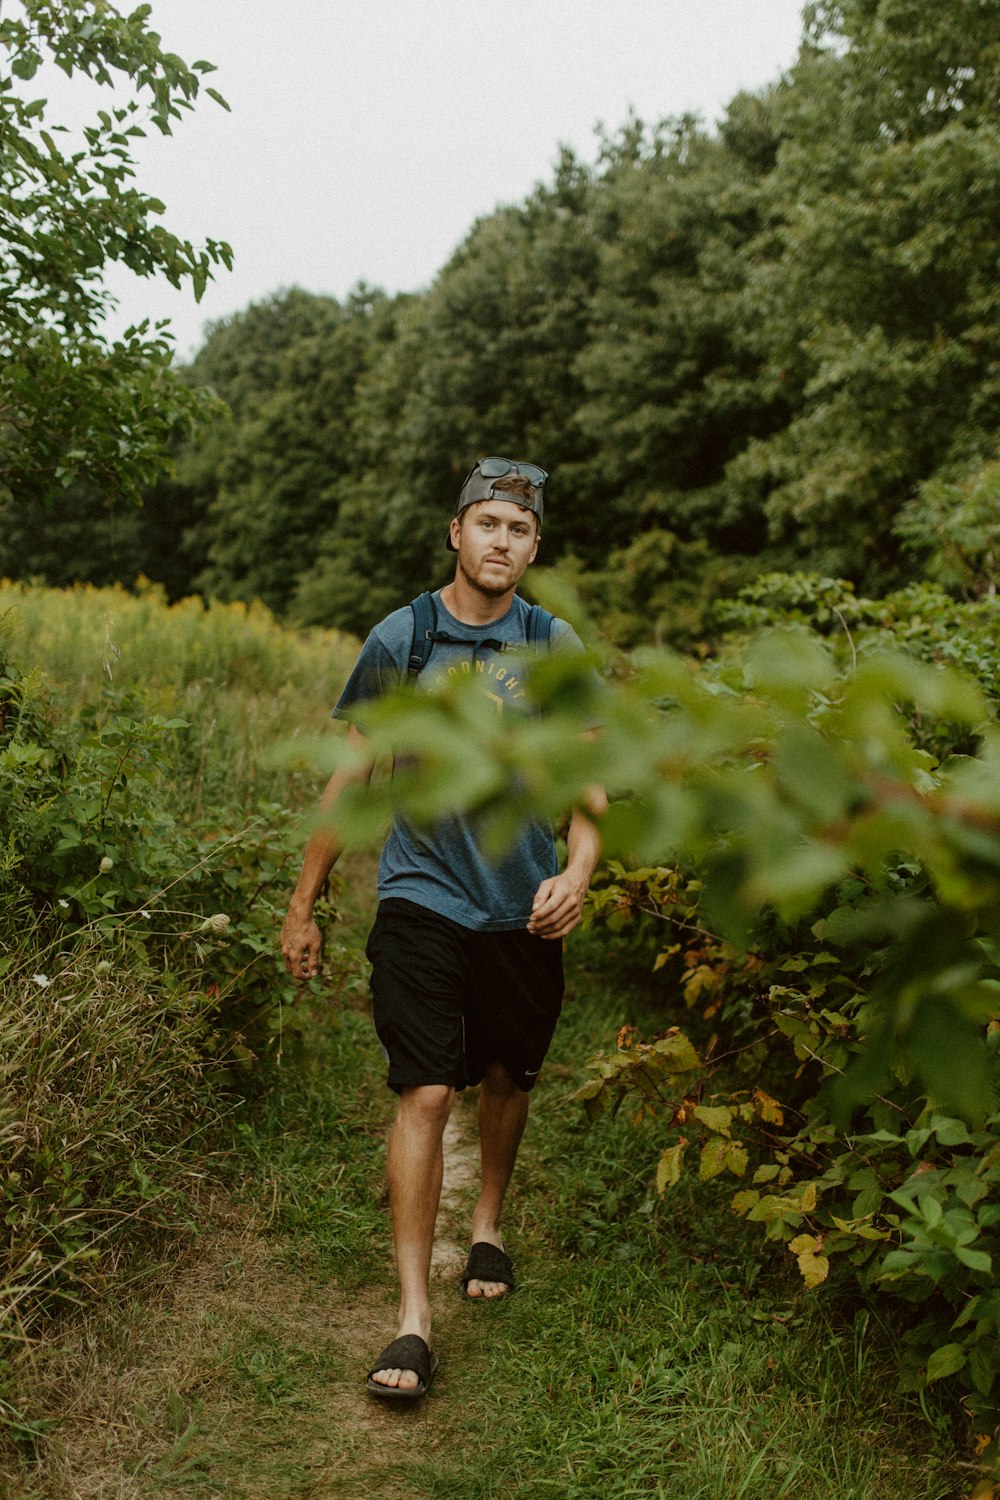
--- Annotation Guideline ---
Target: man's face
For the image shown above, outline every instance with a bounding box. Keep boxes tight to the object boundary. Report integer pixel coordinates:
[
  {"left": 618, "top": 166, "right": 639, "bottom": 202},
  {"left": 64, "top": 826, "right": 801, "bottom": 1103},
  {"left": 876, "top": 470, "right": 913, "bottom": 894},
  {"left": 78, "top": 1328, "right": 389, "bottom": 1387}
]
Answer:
[{"left": 451, "top": 500, "right": 540, "bottom": 596}]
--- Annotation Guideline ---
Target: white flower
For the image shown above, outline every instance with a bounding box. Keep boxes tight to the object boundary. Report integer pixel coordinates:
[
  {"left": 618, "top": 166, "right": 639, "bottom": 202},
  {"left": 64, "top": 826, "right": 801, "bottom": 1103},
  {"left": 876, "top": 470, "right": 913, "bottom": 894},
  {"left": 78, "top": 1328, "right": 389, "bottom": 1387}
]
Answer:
[
  {"left": 32, "top": 974, "right": 50, "bottom": 988},
  {"left": 99, "top": 856, "right": 114, "bottom": 873},
  {"left": 58, "top": 899, "right": 69, "bottom": 909},
  {"left": 139, "top": 909, "right": 151, "bottom": 920},
  {"left": 198, "top": 913, "right": 231, "bottom": 936}
]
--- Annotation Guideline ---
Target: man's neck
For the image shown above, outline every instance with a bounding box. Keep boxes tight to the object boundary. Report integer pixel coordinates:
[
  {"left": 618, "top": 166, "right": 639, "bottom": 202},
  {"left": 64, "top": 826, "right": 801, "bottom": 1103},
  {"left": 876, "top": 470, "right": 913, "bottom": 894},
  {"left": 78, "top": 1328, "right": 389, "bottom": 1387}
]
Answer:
[{"left": 438, "top": 573, "right": 515, "bottom": 626}]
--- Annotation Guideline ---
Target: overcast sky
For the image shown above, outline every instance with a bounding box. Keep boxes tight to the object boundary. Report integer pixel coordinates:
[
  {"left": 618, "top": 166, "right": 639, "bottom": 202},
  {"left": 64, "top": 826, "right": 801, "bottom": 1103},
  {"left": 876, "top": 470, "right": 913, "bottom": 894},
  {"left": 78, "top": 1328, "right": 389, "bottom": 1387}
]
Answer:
[{"left": 41, "top": 1, "right": 807, "bottom": 357}]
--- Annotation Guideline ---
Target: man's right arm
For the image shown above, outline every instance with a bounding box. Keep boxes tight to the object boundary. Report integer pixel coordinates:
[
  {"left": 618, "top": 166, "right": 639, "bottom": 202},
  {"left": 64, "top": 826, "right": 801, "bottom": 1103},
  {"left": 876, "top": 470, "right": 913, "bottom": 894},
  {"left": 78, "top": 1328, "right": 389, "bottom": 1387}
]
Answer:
[{"left": 280, "top": 723, "right": 373, "bottom": 980}]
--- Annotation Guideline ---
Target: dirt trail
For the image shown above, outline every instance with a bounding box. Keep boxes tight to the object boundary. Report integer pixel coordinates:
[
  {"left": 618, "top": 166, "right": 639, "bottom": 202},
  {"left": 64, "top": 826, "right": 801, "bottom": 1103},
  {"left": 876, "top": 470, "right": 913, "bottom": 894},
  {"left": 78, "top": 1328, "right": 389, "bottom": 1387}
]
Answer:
[
  {"left": 430, "top": 1101, "right": 479, "bottom": 1278},
  {"left": 31, "top": 1093, "right": 484, "bottom": 1500}
]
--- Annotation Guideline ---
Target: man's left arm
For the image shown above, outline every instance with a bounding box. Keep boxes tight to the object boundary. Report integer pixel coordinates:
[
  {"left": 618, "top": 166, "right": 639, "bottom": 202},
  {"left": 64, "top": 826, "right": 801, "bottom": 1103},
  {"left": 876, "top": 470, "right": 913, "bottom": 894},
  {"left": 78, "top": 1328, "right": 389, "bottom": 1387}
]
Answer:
[{"left": 527, "top": 784, "right": 608, "bottom": 940}]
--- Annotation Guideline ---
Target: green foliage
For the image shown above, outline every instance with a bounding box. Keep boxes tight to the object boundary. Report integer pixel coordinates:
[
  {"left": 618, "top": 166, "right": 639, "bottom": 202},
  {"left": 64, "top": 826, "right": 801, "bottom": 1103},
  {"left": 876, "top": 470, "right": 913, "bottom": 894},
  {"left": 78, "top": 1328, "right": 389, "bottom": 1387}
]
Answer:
[
  {"left": 186, "top": 288, "right": 391, "bottom": 620},
  {"left": 0, "top": 0, "right": 232, "bottom": 505},
  {"left": 573, "top": 110, "right": 790, "bottom": 557},
  {"left": 0, "top": 957, "right": 215, "bottom": 1309},
  {"left": 7, "top": 1, "right": 999, "bottom": 643},
  {"left": 724, "top": 0, "right": 1000, "bottom": 586},
  {"left": 0, "top": 671, "right": 301, "bottom": 1052},
  {"left": 715, "top": 570, "right": 1000, "bottom": 721},
  {"left": 896, "top": 457, "right": 1000, "bottom": 600},
  {"left": 0, "top": 577, "right": 359, "bottom": 807},
  {"left": 0, "top": 0, "right": 996, "bottom": 650},
  {"left": 321, "top": 584, "right": 1000, "bottom": 1450},
  {"left": 0, "top": 583, "right": 363, "bottom": 1430},
  {"left": 576, "top": 865, "right": 1000, "bottom": 1452}
]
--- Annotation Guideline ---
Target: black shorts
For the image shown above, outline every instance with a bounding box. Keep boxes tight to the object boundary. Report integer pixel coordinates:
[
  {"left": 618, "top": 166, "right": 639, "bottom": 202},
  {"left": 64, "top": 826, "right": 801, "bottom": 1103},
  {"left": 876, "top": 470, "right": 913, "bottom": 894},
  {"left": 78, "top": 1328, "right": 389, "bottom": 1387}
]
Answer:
[{"left": 365, "top": 898, "right": 565, "bottom": 1095}]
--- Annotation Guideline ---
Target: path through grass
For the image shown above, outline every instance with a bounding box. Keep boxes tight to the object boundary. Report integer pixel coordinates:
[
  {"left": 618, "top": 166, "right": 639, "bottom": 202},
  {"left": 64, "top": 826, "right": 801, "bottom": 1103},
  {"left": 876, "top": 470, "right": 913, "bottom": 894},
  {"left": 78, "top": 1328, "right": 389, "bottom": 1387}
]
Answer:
[{"left": 8, "top": 858, "right": 968, "bottom": 1499}]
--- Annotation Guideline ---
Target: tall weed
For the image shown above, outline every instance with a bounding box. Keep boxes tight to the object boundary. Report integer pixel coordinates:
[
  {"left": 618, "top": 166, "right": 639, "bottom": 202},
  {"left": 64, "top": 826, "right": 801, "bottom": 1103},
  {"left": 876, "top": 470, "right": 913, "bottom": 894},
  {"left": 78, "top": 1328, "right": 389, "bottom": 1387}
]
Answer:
[
  {"left": 0, "top": 959, "right": 218, "bottom": 1439},
  {"left": 0, "top": 581, "right": 354, "bottom": 1447},
  {"left": 0, "top": 578, "right": 358, "bottom": 810}
]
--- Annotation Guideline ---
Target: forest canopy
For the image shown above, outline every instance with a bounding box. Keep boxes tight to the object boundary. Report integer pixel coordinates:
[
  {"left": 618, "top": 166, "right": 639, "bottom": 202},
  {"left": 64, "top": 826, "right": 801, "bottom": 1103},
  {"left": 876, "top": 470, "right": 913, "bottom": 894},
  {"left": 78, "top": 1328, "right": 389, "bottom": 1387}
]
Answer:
[{"left": 2, "top": 0, "right": 998, "bottom": 642}]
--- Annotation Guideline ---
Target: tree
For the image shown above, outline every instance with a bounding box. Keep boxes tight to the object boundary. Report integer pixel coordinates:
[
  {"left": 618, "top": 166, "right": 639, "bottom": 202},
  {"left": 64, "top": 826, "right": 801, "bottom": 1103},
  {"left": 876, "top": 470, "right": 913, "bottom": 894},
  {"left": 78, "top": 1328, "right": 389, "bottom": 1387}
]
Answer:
[
  {"left": 290, "top": 151, "right": 604, "bottom": 634},
  {"left": 182, "top": 287, "right": 388, "bottom": 618},
  {"left": 726, "top": 0, "right": 1000, "bottom": 585},
  {"left": 574, "top": 105, "right": 791, "bottom": 559},
  {"left": 896, "top": 456, "right": 1000, "bottom": 600},
  {"left": 0, "top": 0, "right": 232, "bottom": 508}
]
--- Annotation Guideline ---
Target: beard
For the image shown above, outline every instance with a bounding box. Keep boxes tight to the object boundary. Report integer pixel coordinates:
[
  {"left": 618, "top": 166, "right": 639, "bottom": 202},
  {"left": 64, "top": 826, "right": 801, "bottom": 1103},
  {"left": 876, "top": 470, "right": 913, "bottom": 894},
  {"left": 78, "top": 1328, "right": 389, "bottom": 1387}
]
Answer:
[{"left": 457, "top": 554, "right": 516, "bottom": 597}]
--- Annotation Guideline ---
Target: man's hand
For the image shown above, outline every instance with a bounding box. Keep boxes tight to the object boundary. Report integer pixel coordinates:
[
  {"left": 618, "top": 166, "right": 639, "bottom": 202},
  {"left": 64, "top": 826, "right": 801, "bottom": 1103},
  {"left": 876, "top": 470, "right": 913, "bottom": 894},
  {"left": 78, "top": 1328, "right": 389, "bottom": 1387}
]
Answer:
[
  {"left": 281, "top": 907, "right": 323, "bottom": 980},
  {"left": 528, "top": 792, "right": 606, "bottom": 941},
  {"left": 279, "top": 725, "right": 373, "bottom": 983},
  {"left": 527, "top": 871, "right": 589, "bottom": 940}
]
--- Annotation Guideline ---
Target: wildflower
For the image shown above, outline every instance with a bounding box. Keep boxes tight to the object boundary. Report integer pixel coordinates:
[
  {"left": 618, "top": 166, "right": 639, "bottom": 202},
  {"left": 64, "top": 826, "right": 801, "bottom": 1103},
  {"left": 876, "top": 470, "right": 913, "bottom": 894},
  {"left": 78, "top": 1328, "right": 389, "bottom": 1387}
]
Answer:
[
  {"left": 139, "top": 910, "right": 151, "bottom": 920},
  {"left": 58, "top": 899, "right": 69, "bottom": 909},
  {"left": 32, "top": 974, "right": 50, "bottom": 988},
  {"left": 99, "top": 856, "right": 114, "bottom": 873},
  {"left": 198, "top": 913, "right": 231, "bottom": 936}
]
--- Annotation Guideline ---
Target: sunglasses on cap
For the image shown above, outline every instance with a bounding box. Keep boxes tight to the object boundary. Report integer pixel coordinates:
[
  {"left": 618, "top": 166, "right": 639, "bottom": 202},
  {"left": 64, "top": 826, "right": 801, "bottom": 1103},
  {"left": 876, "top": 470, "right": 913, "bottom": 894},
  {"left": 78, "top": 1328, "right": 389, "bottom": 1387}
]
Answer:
[{"left": 467, "top": 456, "right": 548, "bottom": 489}]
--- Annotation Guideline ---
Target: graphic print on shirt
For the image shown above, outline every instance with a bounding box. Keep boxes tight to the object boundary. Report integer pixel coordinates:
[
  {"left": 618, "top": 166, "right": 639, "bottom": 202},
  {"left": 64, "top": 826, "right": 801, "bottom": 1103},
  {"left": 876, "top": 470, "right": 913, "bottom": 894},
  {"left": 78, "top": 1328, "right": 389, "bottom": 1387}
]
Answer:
[{"left": 426, "top": 653, "right": 529, "bottom": 711}]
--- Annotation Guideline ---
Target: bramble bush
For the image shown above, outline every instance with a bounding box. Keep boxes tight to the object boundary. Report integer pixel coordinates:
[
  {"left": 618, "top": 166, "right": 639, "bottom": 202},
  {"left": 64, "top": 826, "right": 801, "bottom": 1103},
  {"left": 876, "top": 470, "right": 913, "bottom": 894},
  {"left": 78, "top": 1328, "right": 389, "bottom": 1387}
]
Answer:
[
  {"left": 576, "top": 861, "right": 1000, "bottom": 1440},
  {"left": 322, "top": 573, "right": 1000, "bottom": 1462},
  {"left": 716, "top": 570, "right": 1000, "bottom": 708},
  {"left": 0, "top": 660, "right": 315, "bottom": 1047}
]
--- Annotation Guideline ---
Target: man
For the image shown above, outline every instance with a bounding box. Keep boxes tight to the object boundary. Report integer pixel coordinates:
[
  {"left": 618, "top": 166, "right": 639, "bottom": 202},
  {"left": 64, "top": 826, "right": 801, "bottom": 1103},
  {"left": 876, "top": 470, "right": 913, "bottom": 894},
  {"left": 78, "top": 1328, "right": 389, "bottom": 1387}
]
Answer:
[{"left": 280, "top": 457, "right": 605, "bottom": 1402}]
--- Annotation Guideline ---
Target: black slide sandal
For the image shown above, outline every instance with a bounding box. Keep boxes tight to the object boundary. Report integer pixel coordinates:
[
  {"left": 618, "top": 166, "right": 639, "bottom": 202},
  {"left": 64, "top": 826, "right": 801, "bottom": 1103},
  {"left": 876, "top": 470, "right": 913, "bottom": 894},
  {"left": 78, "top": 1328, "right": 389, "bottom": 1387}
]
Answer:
[
  {"left": 366, "top": 1334, "right": 438, "bottom": 1401},
  {"left": 460, "top": 1241, "right": 515, "bottom": 1300}
]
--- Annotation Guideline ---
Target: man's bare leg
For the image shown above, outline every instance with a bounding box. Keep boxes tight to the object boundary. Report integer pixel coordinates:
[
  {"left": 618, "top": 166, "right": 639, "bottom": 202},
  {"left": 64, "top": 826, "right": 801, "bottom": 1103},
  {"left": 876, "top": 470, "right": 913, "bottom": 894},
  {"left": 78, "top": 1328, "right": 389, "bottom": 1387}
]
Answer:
[
  {"left": 466, "top": 1062, "right": 530, "bottom": 1298},
  {"left": 369, "top": 1082, "right": 454, "bottom": 1390}
]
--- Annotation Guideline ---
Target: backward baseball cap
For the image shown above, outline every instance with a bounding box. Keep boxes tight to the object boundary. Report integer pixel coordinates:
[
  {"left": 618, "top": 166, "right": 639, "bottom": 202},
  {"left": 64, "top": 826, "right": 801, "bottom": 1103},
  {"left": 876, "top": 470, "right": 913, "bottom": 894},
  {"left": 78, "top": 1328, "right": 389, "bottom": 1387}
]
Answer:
[{"left": 446, "top": 457, "right": 546, "bottom": 551}]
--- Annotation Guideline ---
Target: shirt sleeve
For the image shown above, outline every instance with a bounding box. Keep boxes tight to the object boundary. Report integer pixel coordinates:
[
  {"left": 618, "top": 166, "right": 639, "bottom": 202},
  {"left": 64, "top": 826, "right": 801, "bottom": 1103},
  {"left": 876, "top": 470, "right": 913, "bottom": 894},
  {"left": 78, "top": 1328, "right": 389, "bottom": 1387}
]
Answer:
[
  {"left": 332, "top": 629, "right": 403, "bottom": 720},
  {"left": 552, "top": 618, "right": 583, "bottom": 653}
]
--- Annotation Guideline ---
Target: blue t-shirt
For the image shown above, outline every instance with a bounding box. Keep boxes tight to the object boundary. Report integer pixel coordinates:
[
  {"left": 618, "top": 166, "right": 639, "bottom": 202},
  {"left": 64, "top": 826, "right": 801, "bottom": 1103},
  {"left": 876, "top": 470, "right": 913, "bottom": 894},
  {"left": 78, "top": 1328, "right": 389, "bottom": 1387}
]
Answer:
[{"left": 334, "top": 592, "right": 579, "bottom": 932}]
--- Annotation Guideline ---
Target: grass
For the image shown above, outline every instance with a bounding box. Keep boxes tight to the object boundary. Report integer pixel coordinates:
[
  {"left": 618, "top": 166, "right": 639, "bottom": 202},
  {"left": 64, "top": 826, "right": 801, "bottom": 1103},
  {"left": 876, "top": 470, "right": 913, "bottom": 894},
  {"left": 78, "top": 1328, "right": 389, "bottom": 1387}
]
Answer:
[
  {"left": 0, "top": 577, "right": 358, "bottom": 809},
  {"left": 0, "top": 580, "right": 364, "bottom": 1478},
  {"left": 5, "top": 915, "right": 969, "bottom": 1499},
  {"left": 0, "top": 581, "right": 976, "bottom": 1496},
  {"left": 382, "top": 946, "right": 967, "bottom": 1500}
]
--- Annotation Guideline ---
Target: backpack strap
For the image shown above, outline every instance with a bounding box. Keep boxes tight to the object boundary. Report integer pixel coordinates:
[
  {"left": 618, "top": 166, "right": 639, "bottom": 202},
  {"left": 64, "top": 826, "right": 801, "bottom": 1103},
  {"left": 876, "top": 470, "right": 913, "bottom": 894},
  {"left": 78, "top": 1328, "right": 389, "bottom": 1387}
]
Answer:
[
  {"left": 526, "top": 604, "right": 554, "bottom": 648},
  {"left": 408, "top": 593, "right": 555, "bottom": 676},
  {"left": 407, "top": 591, "right": 438, "bottom": 676}
]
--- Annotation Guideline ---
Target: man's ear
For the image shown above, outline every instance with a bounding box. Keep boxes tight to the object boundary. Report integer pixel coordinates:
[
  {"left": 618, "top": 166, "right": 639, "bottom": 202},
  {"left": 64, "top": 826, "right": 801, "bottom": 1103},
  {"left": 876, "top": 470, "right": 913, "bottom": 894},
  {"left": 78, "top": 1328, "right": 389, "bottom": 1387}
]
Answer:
[{"left": 449, "top": 515, "right": 463, "bottom": 549}]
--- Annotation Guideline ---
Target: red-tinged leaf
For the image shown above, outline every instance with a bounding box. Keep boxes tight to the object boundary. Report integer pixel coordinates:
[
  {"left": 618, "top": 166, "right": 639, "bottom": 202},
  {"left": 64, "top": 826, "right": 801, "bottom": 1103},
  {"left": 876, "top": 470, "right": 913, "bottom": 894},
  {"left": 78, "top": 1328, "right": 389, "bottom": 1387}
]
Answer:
[{"left": 754, "top": 1088, "right": 785, "bottom": 1126}]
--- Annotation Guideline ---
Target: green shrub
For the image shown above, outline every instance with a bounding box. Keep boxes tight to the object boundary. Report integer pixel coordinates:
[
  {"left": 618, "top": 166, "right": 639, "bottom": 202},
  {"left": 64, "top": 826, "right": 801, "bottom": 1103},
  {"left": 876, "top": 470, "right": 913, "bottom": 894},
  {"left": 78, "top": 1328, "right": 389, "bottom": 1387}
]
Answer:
[
  {"left": 0, "top": 587, "right": 354, "bottom": 1443},
  {"left": 577, "top": 863, "right": 1000, "bottom": 1445}
]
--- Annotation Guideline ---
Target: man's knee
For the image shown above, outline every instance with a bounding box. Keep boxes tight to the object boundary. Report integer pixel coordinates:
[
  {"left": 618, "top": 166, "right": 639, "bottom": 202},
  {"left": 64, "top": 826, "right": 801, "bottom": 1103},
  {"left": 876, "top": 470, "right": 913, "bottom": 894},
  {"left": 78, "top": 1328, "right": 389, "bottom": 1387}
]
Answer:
[
  {"left": 480, "top": 1062, "right": 523, "bottom": 1099},
  {"left": 398, "top": 1082, "right": 454, "bottom": 1129}
]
